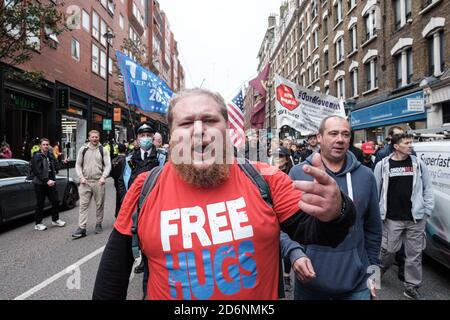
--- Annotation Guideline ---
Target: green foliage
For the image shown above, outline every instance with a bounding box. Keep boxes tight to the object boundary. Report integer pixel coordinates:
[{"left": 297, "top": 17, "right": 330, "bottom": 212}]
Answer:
[{"left": 0, "top": 0, "right": 67, "bottom": 84}]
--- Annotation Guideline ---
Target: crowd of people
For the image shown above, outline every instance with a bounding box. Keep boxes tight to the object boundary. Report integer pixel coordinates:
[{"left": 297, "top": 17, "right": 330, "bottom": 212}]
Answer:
[{"left": 10, "top": 88, "right": 434, "bottom": 301}]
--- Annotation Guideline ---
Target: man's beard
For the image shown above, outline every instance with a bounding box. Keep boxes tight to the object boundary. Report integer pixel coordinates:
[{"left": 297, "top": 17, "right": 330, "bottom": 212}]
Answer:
[{"left": 169, "top": 141, "right": 232, "bottom": 188}]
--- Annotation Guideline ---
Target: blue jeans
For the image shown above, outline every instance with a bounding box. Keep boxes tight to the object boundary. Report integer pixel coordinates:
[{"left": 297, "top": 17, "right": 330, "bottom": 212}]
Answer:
[{"left": 294, "top": 286, "right": 371, "bottom": 300}]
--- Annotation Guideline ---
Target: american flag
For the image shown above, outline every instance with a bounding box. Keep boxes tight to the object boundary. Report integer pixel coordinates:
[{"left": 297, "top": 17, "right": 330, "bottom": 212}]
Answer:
[{"left": 227, "top": 90, "right": 245, "bottom": 149}]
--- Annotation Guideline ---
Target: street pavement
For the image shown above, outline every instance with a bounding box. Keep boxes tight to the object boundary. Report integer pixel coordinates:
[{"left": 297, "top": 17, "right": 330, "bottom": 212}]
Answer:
[{"left": 1, "top": 170, "right": 449, "bottom": 300}]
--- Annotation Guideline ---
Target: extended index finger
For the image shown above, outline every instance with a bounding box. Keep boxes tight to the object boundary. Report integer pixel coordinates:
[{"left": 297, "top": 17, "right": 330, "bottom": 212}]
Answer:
[{"left": 303, "top": 164, "right": 334, "bottom": 185}]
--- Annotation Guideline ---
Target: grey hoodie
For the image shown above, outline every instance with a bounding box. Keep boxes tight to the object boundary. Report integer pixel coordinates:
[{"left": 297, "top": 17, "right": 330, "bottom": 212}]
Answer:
[{"left": 373, "top": 154, "right": 434, "bottom": 222}]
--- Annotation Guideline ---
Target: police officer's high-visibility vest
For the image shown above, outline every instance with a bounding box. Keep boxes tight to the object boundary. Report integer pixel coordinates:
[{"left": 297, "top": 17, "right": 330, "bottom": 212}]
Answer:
[{"left": 31, "top": 145, "right": 40, "bottom": 157}]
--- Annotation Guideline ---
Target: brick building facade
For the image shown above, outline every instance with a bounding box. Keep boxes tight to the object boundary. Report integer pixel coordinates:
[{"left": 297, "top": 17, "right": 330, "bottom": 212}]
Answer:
[
  {"left": 0, "top": 0, "right": 185, "bottom": 159},
  {"left": 253, "top": 0, "right": 449, "bottom": 143}
]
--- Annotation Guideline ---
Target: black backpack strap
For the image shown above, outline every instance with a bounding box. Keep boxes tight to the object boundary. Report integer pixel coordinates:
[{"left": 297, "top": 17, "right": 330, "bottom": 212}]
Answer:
[
  {"left": 130, "top": 166, "right": 163, "bottom": 259},
  {"left": 237, "top": 158, "right": 273, "bottom": 208},
  {"left": 99, "top": 145, "right": 105, "bottom": 169}
]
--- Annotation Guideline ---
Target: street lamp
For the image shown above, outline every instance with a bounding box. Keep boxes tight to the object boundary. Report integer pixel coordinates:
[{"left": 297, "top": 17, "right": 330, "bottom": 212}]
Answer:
[{"left": 103, "top": 30, "right": 115, "bottom": 141}]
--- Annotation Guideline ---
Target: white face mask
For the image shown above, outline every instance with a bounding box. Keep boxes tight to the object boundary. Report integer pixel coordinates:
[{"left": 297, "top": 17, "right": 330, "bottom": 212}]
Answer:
[{"left": 140, "top": 137, "right": 153, "bottom": 150}]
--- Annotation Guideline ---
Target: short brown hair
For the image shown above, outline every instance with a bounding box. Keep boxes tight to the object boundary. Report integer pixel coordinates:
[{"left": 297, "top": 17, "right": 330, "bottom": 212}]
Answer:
[
  {"left": 167, "top": 88, "right": 228, "bottom": 132},
  {"left": 318, "top": 115, "right": 348, "bottom": 134},
  {"left": 388, "top": 126, "right": 403, "bottom": 137},
  {"left": 391, "top": 133, "right": 413, "bottom": 147},
  {"left": 39, "top": 138, "right": 50, "bottom": 145},
  {"left": 88, "top": 130, "right": 100, "bottom": 137}
]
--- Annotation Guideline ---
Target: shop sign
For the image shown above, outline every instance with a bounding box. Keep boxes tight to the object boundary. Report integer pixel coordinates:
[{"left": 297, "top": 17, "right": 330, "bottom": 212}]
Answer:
[
  {"left": 351, "top": 91, "right": 426, "bottom": 130},
  {"left": 407, "top": 99, "right": 425, "bottom": 112},
  {"left": 9, "top": 93, "right": 37, "bottom": 110},
  {"left": 114, "top": 107, "right": 121, "bottom": 122},
  {"left": 67, "top": 106, "right": 83, "bottom": 116},
  {"left": 57, "top": 87, "right": 70, "bottom": 110},
  {"left": 103, "top": 119, "right": 112, "bottom": 131}
]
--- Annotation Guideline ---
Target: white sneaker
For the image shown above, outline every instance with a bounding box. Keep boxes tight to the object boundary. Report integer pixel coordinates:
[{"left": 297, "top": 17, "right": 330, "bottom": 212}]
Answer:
[
  {"left": 51, "top": 219, "right": 66, "bottom": 227},
  {"left": 34, "top": 224, "right": 47, "bottom": 231}
]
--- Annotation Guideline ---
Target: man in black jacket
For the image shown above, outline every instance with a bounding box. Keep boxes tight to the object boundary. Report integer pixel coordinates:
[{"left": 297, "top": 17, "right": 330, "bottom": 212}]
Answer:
[
  {"left": 92, "top": 89, "right": 356, "bottom": 300},
  {"left": 117, "top": 122, "right": 159, "bottom": 274},
  {"left": 110, "top": 143, "right": 127, "bottom": 218},
  {"left": 31, "top": 138, "right": 66, "bottom": 231}
]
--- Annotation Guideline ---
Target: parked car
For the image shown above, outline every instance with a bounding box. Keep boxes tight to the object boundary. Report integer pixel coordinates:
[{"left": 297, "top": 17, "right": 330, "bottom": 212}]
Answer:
[
  {"left": 0, "top": 158, "right": 79, "bottom": 226},
  {"left": 413, "top": 140, "right": 450, "bottom": 269}
]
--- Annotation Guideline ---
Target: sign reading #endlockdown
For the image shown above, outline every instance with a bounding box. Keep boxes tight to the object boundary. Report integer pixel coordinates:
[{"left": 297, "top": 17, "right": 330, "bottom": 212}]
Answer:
[
  {"left": 116, "top": 50, "right": 173, "bottom": 115},
  {"left": 274, "top": 75, "right": 345, "bottom": 135}
]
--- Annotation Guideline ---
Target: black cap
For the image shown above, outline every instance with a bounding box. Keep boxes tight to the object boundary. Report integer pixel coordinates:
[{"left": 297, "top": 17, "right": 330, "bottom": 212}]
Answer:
[
  {"left": 135, "top": 122, "right": 155, "bottom": 135},
  {"left": 277, "top": 147, "right": 291, "bottom": 157}
]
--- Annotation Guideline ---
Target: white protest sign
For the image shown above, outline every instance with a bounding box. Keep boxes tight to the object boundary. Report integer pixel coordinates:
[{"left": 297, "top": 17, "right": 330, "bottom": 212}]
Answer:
[{"left": 275, "top": 75, "right": 346, "bottom": 134}]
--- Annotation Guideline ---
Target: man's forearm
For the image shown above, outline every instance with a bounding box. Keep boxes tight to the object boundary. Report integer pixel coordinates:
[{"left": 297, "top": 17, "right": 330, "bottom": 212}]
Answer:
[
  {"left": 92, "top": 228, "right": 134, "bottom": 300},
  {"left": 280, "top": 191, "right": 356, "bottom": 248}
]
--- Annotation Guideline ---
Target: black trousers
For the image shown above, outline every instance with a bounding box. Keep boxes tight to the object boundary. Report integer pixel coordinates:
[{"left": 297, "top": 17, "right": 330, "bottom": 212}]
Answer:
[{"left": 34, "top": 184, "right": 59, "bottom": 224}]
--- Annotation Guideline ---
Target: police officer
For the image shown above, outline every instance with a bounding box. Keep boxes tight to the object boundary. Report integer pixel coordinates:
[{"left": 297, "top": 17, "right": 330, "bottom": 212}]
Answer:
[{"left": 117, "top": 122, "right": 159, "bottom": 274}]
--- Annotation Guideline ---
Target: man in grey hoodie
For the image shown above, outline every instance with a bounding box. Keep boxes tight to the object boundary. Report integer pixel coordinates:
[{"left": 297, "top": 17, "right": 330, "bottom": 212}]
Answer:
[
  {"left": 284, "top": 115, "right": 382, "bottom": 300},
  {"left": 374, "top": 133, "right": 434, "bottom": 300}
]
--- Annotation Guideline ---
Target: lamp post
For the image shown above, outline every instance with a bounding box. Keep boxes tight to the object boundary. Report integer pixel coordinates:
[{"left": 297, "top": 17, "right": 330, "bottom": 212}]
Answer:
[{"left": 103, "top": 30, "right": 115, "bottom": 141}]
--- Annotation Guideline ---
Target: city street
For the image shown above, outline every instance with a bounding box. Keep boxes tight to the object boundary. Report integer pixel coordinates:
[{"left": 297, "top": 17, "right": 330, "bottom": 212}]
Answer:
[{"left": 1, "top": 176, "right": 449, "bottom": 300}]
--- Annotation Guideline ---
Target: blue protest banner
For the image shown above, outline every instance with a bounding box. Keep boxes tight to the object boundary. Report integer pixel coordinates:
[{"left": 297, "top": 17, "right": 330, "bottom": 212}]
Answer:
[{"left": 115, "top": 50, "right": 173, "bottom": 115}]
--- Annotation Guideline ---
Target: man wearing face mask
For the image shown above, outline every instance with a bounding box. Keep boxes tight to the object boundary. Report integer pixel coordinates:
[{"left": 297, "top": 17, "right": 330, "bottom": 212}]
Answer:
[
  {"left": 117, "top": 122, "right": 159, "bottom": 275},
  {"left": 118, "top": 122, "right": 159, "bottom": 209}
]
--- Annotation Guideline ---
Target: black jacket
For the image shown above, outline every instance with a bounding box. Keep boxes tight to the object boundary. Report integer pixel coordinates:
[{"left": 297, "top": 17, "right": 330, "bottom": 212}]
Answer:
[
  {"left": 117, "top": 147, "right": 159, "bottom": 203},
  {"left": 31, "top": 152, "right": 63, "bottom": 185}
]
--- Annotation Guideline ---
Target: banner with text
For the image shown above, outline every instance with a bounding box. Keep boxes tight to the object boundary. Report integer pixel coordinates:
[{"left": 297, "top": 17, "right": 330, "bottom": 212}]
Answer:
[{"left": 275, "top": 75, "right": 346, "bottom": 135}]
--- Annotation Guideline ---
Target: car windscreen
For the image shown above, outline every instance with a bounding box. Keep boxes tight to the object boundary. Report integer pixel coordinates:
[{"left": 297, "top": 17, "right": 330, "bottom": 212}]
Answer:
[
  {"left": 14, "top": 162, "right": 29, "bottom": 176},
  {"left": 0, "top": 161, "right": 20, "bottom": 178}
]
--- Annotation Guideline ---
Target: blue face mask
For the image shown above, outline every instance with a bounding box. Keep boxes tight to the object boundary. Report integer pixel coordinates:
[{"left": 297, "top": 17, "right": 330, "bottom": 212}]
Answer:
[{"left": 140, "top": 137, "right": 153, "bottom": 151}]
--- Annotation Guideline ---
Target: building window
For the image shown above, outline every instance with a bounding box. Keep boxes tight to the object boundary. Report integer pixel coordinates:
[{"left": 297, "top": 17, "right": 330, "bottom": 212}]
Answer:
[
  {"left": 311, "top": 0, "right": 318, "bottom": 19},
  {"left": 364, "top": 9, "right": 376, "bottom": 41},
  {"left": 349, "top": 25, "right": 357, "bottom": 52},
  {"left": 109, "top": 57, "right": 113, "bottom": 75},
  {"left": 350, "top": 68, "right": 358, "bottom": 96},
  {"left": 92, "top": 10, "right": 99, "bottom": 40},
  {"left": 347, "top": 0, "right": 356, "bottom": 11},
  {"left": 82, "top": 10, "right": 90, "bottom": 32},
  {"left": 100, "top": 50, "right": 107, "bottom": 79},
  {"left": 395, "top": 48, "right": 413, "bottom": 88},
  {"left": 119, "top": 14, "right": 124, "bottom": 30},
  {"left": 301, "top": 73, "right": 306, "bottom": 86},
  {"left": 100, "top": 19, "right": 107, "bottom": 47},
  {"left": 71, "top": 38, "right": 80, "bottom": 61},
  {"left": 307, "top": 37, "right": 311, "bottom": 56},
  {"left": 335, "top": 37, "right": 344, "bottom": 63},
  {"left": 428, "top": 31, "right": 445, "bottom": 76},
  {"left": 314, "top": 60, "right": 320, "bottom": 80},
  {"left": 324, "top": 50, "right": 329, "bottom": 71},
  {"left": 92, "top": 44, "right": 99, "bottom": 73},
  {"left": 300, "top": 46, "right": 305, "bottom": 63},
  {"left": 313, "top": 29, "right": 319, "bottom": 49},
  {"left": 365, "top": 58, "right": 378, "bottom": 91},
  {"left": 394, "top": 0, "right": 412, "bottom": 30},
  {"left": 336, "top": 77, "right": 345, "bottom": 98},
  {"left": 323, "top": 16, "right": 328, "bottom": 38},
  {"left": 308, "top": 67, "right": 312, "bottom": 84},
  {"left": 299, "top": 20, "right": 304, "bottom": 37},
  {"left": 334, "top": 0, "right": 343, "bottom": 25}
]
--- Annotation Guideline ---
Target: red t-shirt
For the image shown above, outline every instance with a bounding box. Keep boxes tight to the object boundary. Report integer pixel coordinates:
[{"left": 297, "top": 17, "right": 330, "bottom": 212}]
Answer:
[{"left": 115, "top": 161, "right": 301, "bottom": 300}]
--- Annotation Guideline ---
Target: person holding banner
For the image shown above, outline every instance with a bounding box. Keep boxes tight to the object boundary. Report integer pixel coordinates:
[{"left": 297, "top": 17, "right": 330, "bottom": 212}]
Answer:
[{"left": 93, "top": 89, "right": 356, "bottom": 300}]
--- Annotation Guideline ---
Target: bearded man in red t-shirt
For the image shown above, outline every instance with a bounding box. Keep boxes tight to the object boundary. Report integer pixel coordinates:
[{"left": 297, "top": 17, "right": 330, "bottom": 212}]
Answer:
[{"left": 93, "top": 88, "right": 356, "bottom": 300}]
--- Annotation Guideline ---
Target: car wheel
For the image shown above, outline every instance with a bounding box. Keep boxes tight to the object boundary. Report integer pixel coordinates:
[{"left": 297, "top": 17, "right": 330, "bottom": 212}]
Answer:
[{"left": 63, "top": 183, "right": 78, "bottom": 210}]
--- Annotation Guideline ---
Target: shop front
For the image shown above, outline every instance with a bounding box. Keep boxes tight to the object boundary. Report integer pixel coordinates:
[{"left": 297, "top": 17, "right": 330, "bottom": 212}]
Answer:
[
  {"left": 3, "top": 89, "right": 51, "bottom": 160},
  {"left": 60, "top": 106, "right": 87, "bottom": 161},
  {"left": 351, "top": 91, "right": 427, "bottom": 143}
]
